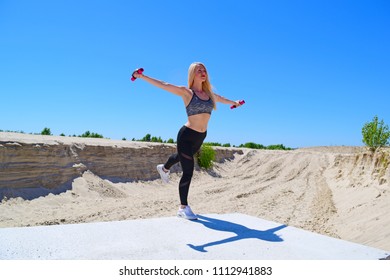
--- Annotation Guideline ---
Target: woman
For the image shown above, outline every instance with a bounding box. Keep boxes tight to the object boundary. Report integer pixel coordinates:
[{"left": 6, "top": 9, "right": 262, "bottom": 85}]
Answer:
[{"left": 133, "top": 62, "right": 243, "bottom": 220}]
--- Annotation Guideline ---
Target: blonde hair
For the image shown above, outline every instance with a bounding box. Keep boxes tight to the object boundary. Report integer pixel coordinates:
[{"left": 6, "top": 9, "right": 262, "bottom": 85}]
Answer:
[{"left": 187, "top": 62, "right": 217, "bottom": 110}]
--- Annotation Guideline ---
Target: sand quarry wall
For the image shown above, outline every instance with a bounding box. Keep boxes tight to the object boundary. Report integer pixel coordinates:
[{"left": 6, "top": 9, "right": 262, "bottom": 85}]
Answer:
[
  {"left": 1, "top": 132, "right": 389, "bottom": 202},
  {"left": 0, "top": 133, "right": 242, "bottom": 199}
]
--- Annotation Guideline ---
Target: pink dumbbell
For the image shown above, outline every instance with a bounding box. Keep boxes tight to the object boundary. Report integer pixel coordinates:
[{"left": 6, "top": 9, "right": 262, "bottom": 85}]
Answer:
[
  {"left": 231, "top": 100, "right": 245, "bottom": 109},
  {"left": 131, "top": 68, "right": 144, "bottom": 81}
]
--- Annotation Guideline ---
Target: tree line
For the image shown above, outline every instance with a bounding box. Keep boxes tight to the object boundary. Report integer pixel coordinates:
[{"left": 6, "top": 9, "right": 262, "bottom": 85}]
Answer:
[{"left": 3, "top": 115, "right": 389, "bottom": 152}]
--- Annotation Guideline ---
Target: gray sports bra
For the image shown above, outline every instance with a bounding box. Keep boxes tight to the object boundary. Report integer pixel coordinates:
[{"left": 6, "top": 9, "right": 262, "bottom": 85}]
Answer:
[{"left": 186, "top": 90, "right": 214, "bottom": 116}]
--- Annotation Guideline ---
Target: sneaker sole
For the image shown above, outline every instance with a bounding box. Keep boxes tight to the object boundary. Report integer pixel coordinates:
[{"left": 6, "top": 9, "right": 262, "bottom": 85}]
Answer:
[{"left": 156, "top": 166, "right": 169, "bottom": 183}]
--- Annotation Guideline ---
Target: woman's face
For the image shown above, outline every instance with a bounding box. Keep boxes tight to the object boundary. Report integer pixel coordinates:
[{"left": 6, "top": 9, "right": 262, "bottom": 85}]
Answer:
[{"left": 194, "top": 65, "right": 207, "bottom": 83}]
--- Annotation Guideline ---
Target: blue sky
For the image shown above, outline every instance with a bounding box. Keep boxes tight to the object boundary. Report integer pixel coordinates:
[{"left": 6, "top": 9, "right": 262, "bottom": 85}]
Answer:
[{"left": 1, "top": 0, "right": 389, "bottom": 148}]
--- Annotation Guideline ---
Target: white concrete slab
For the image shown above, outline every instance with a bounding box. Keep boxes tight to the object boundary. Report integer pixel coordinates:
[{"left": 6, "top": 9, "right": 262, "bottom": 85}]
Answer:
[{"left": 0, "top": 213, "right": 388, "bottom": 260}]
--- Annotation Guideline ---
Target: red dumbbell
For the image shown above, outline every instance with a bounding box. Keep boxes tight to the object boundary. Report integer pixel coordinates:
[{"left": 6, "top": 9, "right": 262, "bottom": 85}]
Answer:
[
  {"left": 131, "top": 68, "right": 144, "bottom": 81},
  {"left": 230, "top": 100, "right": 245, "bottom": 109}
]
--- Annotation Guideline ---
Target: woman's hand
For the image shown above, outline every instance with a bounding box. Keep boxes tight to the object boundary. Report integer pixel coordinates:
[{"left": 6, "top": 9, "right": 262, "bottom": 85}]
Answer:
[
  {"left": 233, "top": 100, "right": 242, "bottom": 107},
  {"left": 230, "top": 100, "right": 245, "bottom": 109},
  {"left": 133, "top": 71, "right": 143, "bottom": 79}
]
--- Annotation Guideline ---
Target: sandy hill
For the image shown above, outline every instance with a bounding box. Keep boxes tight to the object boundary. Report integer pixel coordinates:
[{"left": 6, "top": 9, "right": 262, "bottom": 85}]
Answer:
[{"left": 0, "top": 132, "right": 389, "bottom": 251}]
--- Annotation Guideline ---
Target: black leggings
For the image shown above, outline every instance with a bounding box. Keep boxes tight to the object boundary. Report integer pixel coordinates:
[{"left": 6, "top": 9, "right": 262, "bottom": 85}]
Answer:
[{"left": 164, "top": 126, "right": 207, "bottom": 206}]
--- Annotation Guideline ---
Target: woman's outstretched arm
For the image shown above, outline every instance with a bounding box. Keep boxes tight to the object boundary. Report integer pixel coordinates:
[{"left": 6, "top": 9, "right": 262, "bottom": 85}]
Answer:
[
  {"left": 134, "top": 72, "right": 189, "bottom": 97},
  {"left": 214, "top": 93, "right": 242, "bottom": 108}
]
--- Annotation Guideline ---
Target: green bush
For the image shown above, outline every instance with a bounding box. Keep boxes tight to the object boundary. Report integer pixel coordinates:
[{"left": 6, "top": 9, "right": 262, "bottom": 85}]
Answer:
[
  {"left": 197, "top": 144, "right": 215, "bottom": 169},
  {"left": 362, "top": 116, "right": 390, "bottom": 151},
  {"left": 204, "top": 142, "right": 231, "bottom": 147},
  {"left": 239, "top": 142, "right": 266, "bottom": 149},
  {"left": 267, "top": 144, "right": 292, "bottom": 150},
  {"left": 41, "top": 127, "right": 51, "bottom": 135},
  {"left": 79, "top": 131, "right": 104, "bottom": 138},
  {"left": 151, "top": 136, "right": 163, "bottom": 143},
  {"left": 141, "top": 133, "right": 151, "bottom": 141}
]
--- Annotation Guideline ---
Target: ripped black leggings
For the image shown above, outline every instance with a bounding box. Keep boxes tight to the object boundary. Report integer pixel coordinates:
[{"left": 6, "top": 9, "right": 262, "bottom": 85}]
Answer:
[{"left": 164, "top": 126, "right": 207, "bottom": 206}]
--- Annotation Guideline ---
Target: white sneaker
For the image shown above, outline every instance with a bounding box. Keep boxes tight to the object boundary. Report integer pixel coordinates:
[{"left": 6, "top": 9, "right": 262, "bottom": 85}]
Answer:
[
  {"left": 157, "top": 164, "right": 170, "bottom": 184},
  {"left": 177, "top": 206, "right": 198, "bottom": 220}
]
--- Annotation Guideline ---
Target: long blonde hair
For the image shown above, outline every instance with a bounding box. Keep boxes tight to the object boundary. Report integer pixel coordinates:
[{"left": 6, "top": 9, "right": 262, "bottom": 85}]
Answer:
[{"left": 187, "top": 62, "right": 217, "bottom": 110}]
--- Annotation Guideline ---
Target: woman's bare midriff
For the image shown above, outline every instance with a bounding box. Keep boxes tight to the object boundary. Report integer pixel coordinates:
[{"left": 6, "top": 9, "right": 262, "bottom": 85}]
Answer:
[{"left": 185, "top": 114, "right": 211, "bottom": 133}]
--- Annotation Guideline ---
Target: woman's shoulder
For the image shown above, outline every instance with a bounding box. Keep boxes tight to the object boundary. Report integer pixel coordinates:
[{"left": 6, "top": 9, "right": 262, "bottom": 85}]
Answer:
[
  {"left": 181, "top": 87, "right": 193, "bottom": 96},
  {"left": 167, "top": 85, "right": 192, "bottom": 97}
]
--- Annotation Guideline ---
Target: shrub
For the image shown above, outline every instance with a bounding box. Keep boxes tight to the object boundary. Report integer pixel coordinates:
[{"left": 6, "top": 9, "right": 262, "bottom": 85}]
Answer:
[
  {"left": 362, "top": 116, "right": 390, "bottom": 151},
  {"left": 203, "top": 142, "right": 231, "bottom": 147},
  {"left": 239, "top": 142, "right": 266, "bottom": 149},
  {"left": 79, "top": 131, "right": 104, "bottom": 138},
  {"left": 41, "top": 127, "right": 51, "bottom": 135},
  {"left": 151, "top": 136, "right": 163, "bottom": 143},
  {"left": 141, "top": 133, "right": 151, "bottom": 142},
  {"left": 267, "top": 144, "right": 292, "bottom": 150},
  {"left": 197, "top": 144, "right": 215, "bottom": 169}
]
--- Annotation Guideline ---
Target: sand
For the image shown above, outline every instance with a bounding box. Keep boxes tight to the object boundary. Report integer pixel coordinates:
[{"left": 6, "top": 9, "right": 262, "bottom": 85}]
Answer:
[{"left": 0, "top": 137, "right": 389, "bottom": 252}]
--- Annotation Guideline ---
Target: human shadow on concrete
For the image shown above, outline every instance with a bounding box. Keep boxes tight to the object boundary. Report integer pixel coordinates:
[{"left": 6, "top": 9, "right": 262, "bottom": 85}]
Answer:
[{"left": 187, "top": 215, "right": 287, "bottom": 252}]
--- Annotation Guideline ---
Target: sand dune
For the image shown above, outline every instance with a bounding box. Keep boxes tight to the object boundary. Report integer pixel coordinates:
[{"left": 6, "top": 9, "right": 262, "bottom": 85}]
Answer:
[{"left": 0, "top": 139, "right": 389, "bottom": 251}]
